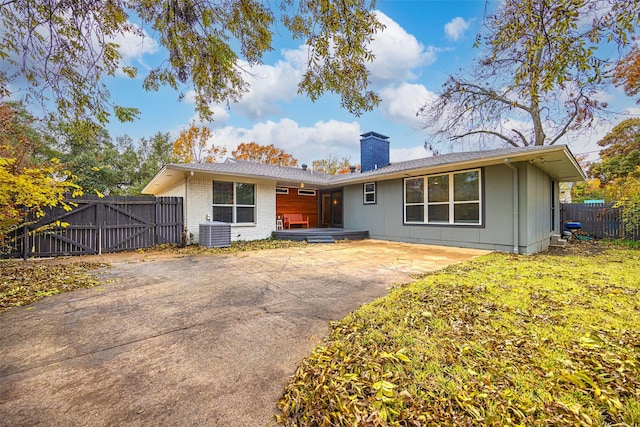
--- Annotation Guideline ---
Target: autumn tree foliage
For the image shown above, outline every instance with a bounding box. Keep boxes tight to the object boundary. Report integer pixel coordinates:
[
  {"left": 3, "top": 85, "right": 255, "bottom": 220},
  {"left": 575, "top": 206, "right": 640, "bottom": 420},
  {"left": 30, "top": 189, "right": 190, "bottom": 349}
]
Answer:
[
  {"left": 1, "top": 0, "right": 382, "bottom": 126},
  {"left": 418, "top": 0, "right": 640, "bottom": 150},
  {"left": 312, "top": 155, "right": 352, "bottom": 174},
  {"left": 572, "top": 118, "right": 640, "bottom": 233},
  {"left": 613, "top": 44, "right": 640, "bottom": 103},
  {"left": 312, "top": 155, "right": 361, "bottom": 174},
  {"left": 231, "top": 142, "right": 298, "bottom": 166},
  {"left": 589, "top": 118, "right": 640, "bottom": 183},
  {"left": 173, "top": 122, "right": 226, "bottom": 163},
  {"left": 0, "top": 103, "right": 80, "bottom": 246}
]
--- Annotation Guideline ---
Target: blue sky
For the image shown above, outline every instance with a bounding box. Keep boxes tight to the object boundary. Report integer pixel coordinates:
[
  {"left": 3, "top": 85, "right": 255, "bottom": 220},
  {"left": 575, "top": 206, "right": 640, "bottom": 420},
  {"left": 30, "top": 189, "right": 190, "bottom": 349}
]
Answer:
[{"left": 92, "top": 1, "right": 639, "bottom": 165}]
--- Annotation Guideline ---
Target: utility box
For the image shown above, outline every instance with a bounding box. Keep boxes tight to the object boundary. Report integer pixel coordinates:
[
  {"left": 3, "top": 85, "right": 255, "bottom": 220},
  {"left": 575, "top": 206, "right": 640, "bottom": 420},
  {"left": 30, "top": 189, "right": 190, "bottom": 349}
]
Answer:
[{"left": 199, "top": 222, "right": 231, "bottom": 248}]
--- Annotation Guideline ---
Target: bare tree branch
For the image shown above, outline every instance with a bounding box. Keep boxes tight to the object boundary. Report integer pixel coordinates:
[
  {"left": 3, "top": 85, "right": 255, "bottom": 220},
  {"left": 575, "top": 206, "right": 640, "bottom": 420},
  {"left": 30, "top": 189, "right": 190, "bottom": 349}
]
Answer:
[
  {"left": 418, "top": 0, "right": 637, "bottom": 150},
  {"left": 451, "top": 130, "right": 519, "bottom": 147},
  {"left": 511, "top": 128, "right": 529, "bottom": 146}
]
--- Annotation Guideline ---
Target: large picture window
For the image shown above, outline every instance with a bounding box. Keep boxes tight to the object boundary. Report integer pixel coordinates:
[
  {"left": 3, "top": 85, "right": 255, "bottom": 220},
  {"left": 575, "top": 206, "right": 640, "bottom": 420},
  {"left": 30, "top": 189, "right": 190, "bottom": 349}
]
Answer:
[
  {"left": 404, "top": 169, "right": 481, "bottom": 225},
  {"left": 212, "top": 181, "right": 255, "bottom": 223}
]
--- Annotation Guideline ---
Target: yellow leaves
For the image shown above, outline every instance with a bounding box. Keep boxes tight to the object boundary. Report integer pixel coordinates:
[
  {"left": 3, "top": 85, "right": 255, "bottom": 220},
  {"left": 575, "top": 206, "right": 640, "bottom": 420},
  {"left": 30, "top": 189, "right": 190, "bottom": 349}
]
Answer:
[
  {"left": 278, "top": 248, "right": 640, "bottom": 426},
  {"left": 172, "top": 121, "right": 226, "bottom": 163},
  {"left": 579, "top": 331, "right": 605, "bottom": 349},
  {"left": 372, "top": 380, "right": 395, "bottom": 398},
  {"left": 0, "top": 261, "right": 108, "bottom": 310},
  {"left": 1, "top": 103, "right": 82, "bottom": 243},
  {"left": 380, "top": 348, "right": 411, "bottom": 363}
]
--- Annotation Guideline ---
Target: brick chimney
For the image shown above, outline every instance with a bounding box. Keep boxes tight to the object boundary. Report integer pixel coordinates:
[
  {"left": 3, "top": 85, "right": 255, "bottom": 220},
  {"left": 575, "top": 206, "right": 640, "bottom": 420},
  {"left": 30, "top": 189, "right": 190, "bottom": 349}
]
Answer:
[{"left": 360, "top": 131, "right": 390, "bottom": 172}]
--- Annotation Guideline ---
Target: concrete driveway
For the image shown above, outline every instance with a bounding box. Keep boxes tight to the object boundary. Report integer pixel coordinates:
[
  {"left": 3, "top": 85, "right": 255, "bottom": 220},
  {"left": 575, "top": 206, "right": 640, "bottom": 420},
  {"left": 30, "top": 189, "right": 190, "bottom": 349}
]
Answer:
[{"left": 0, "top": 240, "right": 487, "bottom": 426}]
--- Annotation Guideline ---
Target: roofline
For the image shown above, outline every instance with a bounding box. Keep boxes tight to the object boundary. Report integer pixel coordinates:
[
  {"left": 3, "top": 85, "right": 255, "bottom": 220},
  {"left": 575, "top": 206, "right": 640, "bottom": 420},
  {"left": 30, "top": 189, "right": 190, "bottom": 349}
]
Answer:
[
  {"left": 166, "top": 163, "right": 332, "bottom": 185},
  {"left": 561, "top": 145, "right": 587, "bottom": 181},
  {"left": 331, "top": 144, "right": 585, "bottom": 185},
  {"left": 142, "top": 145, "right": 585, "bottom": 195},
  {"left": 141, "top": 164, "right": 170, "bottom": 194}
]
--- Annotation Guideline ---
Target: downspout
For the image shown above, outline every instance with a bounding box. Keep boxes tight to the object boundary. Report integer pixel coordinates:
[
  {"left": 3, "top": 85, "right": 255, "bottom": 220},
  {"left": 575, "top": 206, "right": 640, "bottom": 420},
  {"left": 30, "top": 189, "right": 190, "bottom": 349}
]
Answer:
[
  {"left": 504, "top": 159, "right": 519, "bottom": 254},
  {"left": 184, "top": 171, "right": 194, "bottom": 245}
]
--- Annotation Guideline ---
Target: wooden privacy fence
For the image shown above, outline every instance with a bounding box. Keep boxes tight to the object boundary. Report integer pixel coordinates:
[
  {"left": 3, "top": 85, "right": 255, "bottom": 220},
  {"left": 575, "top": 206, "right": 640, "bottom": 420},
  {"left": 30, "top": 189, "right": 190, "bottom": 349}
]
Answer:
[
  {"left": 561, "top": 203, "right": 639, "bottom": 240},
  {"left": 3, "top": 195, "right": 183, "bottom": 258}
]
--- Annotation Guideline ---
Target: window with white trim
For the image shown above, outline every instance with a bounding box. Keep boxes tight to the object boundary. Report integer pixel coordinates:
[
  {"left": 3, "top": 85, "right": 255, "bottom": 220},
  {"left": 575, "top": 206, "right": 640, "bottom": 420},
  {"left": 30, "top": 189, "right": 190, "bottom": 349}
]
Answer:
[
  {"left": 364, "top": 182, "right": 376, "bottom": 204},
  {"left": 276, "top": 187, "right": 289, "bottom": 194},
  {"left": 404, "top": 169, "right": 481, "bottom": 225},
  {"left": 212, "top": 181, "right": 255, "bottom": 223},
  {"left": 298, "top": 189, "right": 316, "bottom": 196}
]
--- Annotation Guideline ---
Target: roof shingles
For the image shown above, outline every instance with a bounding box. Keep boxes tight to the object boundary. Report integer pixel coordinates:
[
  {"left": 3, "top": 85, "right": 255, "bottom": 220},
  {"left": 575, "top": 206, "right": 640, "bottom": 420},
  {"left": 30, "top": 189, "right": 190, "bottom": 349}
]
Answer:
[{"left": 150, "top": 144, "right": 582, "bottom": 192}]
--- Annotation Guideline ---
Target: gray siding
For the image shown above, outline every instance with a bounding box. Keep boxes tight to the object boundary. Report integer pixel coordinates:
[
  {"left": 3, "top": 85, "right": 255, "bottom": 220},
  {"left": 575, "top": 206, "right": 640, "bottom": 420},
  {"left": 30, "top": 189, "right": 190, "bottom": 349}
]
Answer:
[
  {"left": 344, "top": 163, "right": 559, "bottom": 254},
  {"left": 519, "top": 163, "right": 555, "bottom": 254}
]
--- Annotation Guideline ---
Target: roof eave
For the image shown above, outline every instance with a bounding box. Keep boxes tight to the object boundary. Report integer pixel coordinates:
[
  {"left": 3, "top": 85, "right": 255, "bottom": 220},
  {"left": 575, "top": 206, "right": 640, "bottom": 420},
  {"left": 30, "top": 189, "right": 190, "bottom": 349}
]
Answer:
[
  {"left": 328, "top": 145, "right": 586, "bottom": 185},
  {"left": 141, "top": 165, "right": 170, "bottom": 194},
  {"left": 161, "top": 164, "right": 331, "bottom": 187}
]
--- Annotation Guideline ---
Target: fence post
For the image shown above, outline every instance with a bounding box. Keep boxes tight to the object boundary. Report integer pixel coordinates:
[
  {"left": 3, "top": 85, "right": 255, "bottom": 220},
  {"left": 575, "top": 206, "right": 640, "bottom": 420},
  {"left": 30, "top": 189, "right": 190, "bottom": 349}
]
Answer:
[
  {"left": 97, "top": 201, "right": 103, "bottom": 255},
  {"left": 23, "top": 206, "right": 28, "bottom": 261},
  {"left": 154, "top": 198, "right": 159, "bottom": 246}
]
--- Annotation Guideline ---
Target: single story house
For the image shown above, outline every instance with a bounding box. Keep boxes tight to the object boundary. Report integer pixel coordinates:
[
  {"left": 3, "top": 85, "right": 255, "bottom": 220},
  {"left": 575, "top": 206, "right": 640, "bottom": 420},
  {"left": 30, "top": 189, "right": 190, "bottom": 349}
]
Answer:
[{"left": 142, "top": 132, "right": 585, "bottom": 254}]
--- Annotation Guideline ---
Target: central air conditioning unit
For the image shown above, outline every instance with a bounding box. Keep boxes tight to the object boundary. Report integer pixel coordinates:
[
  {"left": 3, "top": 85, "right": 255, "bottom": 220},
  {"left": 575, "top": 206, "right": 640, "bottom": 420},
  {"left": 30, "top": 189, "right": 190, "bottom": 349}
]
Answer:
[{"left": 199, "top": 222, "right": 231, "bottom": 248}]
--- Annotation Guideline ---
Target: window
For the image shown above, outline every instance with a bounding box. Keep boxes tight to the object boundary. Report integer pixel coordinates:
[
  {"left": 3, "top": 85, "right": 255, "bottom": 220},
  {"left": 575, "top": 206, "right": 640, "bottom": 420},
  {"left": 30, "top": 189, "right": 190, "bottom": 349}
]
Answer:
[
  {"left": 404, "top": 169, "right": 481, "bottom": 225},
  {"left": 276, "top": 187, "right": 289, "bottom": 194},
  {"left": 212, "top": 181, "right": 255, "bottom": 223},
  {"left": 364, "top": 182, "right": 376, "bottom": 204},
  {"left": 298, "top": 189, "right": 316, "bottom": 196}
]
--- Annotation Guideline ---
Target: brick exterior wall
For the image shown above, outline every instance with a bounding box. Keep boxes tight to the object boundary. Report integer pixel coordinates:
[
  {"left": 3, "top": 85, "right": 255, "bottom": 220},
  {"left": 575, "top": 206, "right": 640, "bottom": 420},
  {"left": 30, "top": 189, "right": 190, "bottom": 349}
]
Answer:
[
  {"left": 360, "top": 132, "right": 390, "bottom": 172},
  {"left": 159, "top": 177, "right": 276, "bottom": 244}
]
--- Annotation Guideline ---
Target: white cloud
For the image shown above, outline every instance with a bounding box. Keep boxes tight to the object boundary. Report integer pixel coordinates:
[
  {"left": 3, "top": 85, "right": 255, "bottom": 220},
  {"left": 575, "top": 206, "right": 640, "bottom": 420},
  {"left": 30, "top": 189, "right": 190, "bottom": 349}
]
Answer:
[
  {"left": 208, "top": 119, "right": 362, "bottom": 165},
  {"left": 625, "top": 107, "right": 640, "bottom": 116},
  {"left": 183, "top": 45, "right": 307, "bottom": 121},
  {"left": 444, "top": 17, "right": 472, "bottom": 41},
  {"left": 368, "top": 11, "right": 438, "bottom": 84},
  {"left": 380, "top": 83, "right": 438, "bottom": 126},
  {"left": 391, "top": 145, "right": 429, "bottom": 162},
  {"left": 181, "top": 104, "right": 232, "bottom": 128},
  {"left": 181, "top": 13, "right": 440, "bottom": 121},
  {"left": 232, "top": 57, "right": 303, "bottom": 119},
  {"left": 108, "top": 24, "right": 158, "bottom": 70}
]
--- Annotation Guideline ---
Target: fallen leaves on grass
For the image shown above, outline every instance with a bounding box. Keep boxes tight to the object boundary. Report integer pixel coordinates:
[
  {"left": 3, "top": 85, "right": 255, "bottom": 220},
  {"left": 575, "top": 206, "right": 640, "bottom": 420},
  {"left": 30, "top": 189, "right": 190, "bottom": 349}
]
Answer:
[
  {"left": 0, "top": 261, "right": 109, "bottom": 311},
  {"left": 277, "top": 247, "right": 640, "bottom": 426}
]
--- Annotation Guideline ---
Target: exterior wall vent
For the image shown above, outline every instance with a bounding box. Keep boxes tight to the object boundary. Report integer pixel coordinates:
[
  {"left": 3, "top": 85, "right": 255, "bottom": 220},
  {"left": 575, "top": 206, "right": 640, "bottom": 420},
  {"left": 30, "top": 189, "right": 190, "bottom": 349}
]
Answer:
[{"left": 199, "top": 222, "right": 231, "bottom": 248}]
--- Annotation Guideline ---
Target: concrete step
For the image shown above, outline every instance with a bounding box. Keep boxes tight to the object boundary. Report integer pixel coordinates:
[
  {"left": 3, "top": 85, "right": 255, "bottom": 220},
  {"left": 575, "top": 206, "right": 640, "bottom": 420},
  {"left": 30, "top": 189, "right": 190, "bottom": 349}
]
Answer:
[
  {"left": 550, "top": 234, "right": 567, "bottom": 247},
  {"left": 306, "top": 235, "right": 335, "bottom": 244}
]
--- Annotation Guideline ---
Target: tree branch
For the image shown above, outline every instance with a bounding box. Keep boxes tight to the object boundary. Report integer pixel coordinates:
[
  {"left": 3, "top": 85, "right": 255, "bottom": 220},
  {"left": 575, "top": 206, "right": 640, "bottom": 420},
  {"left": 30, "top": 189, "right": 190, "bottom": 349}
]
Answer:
[
  {"left": 451, "top": 130, "right": 519, "bottom": 147},
  {"left": 452, "top": 81, "right": 532, "bottom": 113},
  {"left": 548, "top": 100, "right": 579, "bottom": 145},
  {"left": 511, "top": 128, "right": 529, "bottom": 146}
]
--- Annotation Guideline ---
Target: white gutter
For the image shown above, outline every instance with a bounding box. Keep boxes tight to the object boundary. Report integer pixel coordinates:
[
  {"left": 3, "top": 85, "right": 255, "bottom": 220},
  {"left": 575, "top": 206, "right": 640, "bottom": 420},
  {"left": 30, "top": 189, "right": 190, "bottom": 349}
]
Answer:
[{"left": 504, "top": 159, "right": 519, "bottom": 254}]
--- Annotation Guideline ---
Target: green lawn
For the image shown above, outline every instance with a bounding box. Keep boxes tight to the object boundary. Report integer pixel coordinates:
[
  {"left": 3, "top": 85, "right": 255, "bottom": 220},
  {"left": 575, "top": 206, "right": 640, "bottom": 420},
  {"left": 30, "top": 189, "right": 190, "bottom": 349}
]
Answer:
[{"left": 277, "top": 244, "right": 640, "bottom": 426}]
